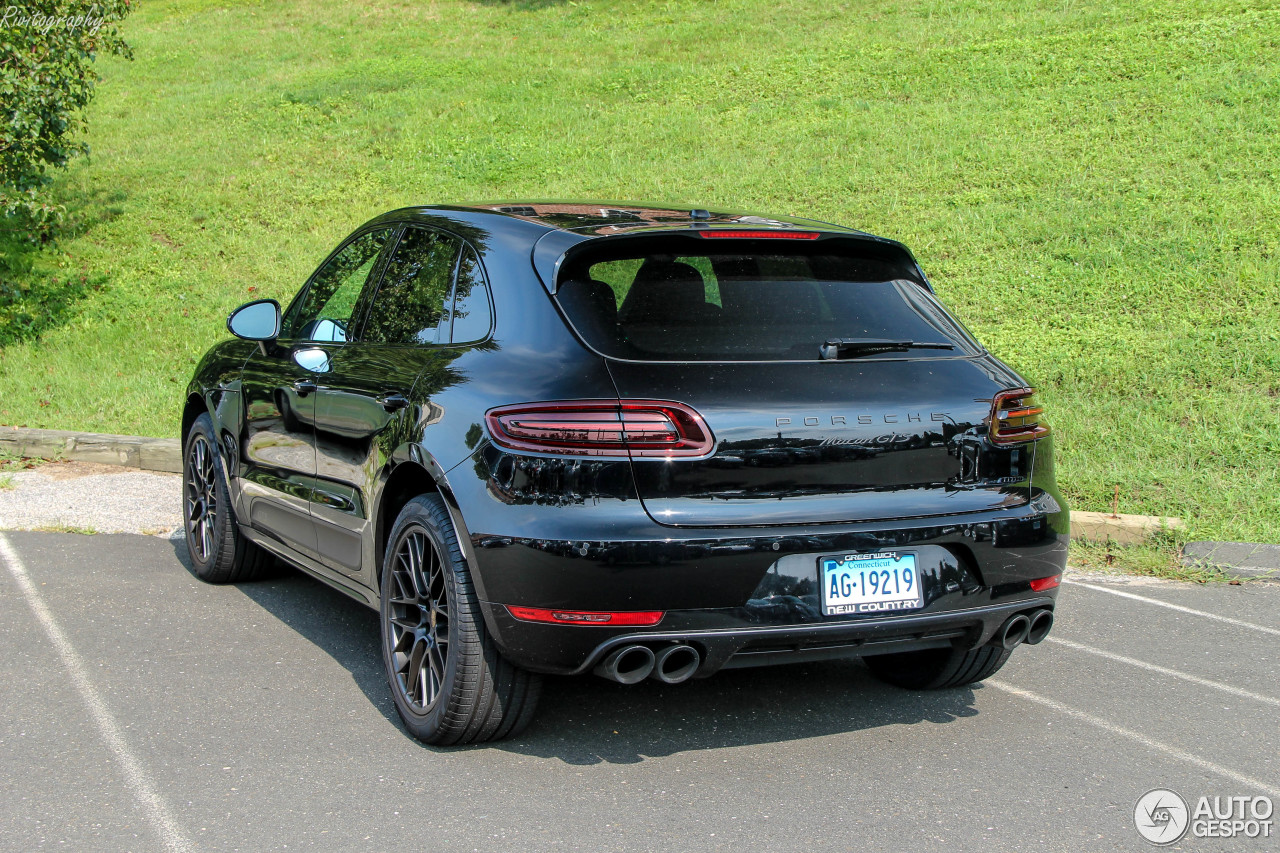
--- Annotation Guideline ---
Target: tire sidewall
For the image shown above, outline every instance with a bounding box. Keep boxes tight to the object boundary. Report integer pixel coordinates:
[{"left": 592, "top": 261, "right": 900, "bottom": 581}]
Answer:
[{"left": 380, "top": 498, "right": 462, "bottom": 738}]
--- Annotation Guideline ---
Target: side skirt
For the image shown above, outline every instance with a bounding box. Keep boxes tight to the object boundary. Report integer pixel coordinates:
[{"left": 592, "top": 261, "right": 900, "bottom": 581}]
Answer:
[{"left": 241, "top": 525, "right": 379, "bottom": 610}]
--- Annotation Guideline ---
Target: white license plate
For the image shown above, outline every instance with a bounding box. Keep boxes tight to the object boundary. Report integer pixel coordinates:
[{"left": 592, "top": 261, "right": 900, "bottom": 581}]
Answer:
[{"left": 820, "top": 552, "right": 923, "bottom": 615}]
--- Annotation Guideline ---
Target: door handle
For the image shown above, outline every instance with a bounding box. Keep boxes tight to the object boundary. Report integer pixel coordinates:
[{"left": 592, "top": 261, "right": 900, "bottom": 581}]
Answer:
[
  {"left": 379, "top": 393, "right": 410, "bottom": 412},
  {"left": 293, "top": 380, "right": 319, "bottom": 396}
]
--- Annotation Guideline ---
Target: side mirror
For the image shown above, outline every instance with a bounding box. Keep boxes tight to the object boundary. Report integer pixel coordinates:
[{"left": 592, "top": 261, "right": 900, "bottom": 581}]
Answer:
[{"left": 227, "top": 299, "right": 281, "bottom": 342}]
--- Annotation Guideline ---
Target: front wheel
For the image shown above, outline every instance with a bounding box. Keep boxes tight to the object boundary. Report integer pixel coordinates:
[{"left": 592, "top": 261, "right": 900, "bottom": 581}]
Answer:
[
  {"left": 380, "top": 495, "right": 541, "bottom": 745},
  {"left": 183, "top": 413, "right": 274, "bottom": 583},
  {"left": 864, "top": 644, "right": 1011, "bottom": 690}
]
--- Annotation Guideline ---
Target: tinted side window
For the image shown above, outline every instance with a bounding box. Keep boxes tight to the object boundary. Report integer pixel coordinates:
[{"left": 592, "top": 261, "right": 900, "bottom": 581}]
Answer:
[
  {"left": 284, "top": 228, "right": 392, "bottom": 342},
  {"left": 363, "top": 227, "right": 462, "bottom": 346},
  {"left": 445, "top": 246, "right": 492, "bottom": 344}
]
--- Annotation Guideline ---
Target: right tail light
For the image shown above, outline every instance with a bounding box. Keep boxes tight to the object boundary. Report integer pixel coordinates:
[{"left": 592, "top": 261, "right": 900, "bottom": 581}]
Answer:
[{"left": 989, "top": 388, "right": 1050, "bottom": 445}]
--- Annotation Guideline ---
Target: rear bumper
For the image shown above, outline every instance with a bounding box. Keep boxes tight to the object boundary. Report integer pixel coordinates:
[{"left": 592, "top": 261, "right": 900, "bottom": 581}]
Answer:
[
  {"left": 468, "top": 488, "right": 1068, "bottom": 675},
  {"left": 487, "top": 595, "right": 1058, "bottom": 676}
]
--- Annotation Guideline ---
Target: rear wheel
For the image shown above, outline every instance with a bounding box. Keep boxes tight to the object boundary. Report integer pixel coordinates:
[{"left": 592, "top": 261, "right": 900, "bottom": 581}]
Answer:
[
  {"left": 380, "top": 495, "right": 541, "bottom": 745},
  {"left": 183, "top": 413, "right": 275, "bottom": 583},
  {"left": 864, "top": 644, "right": 1011, "bottom": 690}
]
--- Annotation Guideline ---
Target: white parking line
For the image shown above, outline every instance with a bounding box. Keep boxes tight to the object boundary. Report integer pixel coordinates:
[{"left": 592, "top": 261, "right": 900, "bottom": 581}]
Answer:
[
  {"left": 1046, "top": 637, "right": 1280, "bottom": 708},
  {"left": 0, "top": 534, "right": 194, "bottom": 853},
  {"left": 1064, "top": 580, "right": 1280, "bottom": 637},
  {"left": 988, "top": 680, "right": 1280, "bottom": 799}
]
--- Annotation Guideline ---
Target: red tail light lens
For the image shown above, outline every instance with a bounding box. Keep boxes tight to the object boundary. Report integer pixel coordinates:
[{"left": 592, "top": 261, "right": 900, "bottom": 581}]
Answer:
[
  {"left": 506, "top": 606, "right": 665, "bottom": 626},
  {"left": 485, "top": 400, "right": 714, "bottom": 458},
  {"left": 1029, "top": 574, "right": 1061, "bottom": 592},
  {"left": 698, "top": 229, "right": 820, "bottom": 240},
  {"left": 989, "top": 388, "right": 1050, "bottom": 445}
]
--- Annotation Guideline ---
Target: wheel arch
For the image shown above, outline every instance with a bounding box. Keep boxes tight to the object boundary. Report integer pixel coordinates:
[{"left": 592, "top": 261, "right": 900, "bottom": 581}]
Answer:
[
  {"left": 181, "top": 392, "right": 208, "bottom": 443},
  {"left": 375, "top": 456, "right": 484, "bottom": 599}
]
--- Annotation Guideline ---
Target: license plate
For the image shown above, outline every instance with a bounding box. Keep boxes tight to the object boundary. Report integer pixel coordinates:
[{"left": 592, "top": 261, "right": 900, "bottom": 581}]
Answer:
[{"left": 820, "top": 552, "right": 923, "bottom": 615}]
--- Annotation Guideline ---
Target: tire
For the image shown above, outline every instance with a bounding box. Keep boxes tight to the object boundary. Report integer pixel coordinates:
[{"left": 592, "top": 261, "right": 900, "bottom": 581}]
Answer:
[
  {"left": 380, "top": 495, "right": 541, "bottom": 745},
  {"left": 182, "top": 412, "right": 275, "bottom": 583},
  {"left": 864, "top": 644, "right": 1012, "bottom": 690}
]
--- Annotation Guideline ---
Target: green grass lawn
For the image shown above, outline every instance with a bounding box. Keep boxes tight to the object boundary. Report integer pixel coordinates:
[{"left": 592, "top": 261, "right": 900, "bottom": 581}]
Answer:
[{"left": 1, "top": 0, "right": 1277, "bottom": 544}]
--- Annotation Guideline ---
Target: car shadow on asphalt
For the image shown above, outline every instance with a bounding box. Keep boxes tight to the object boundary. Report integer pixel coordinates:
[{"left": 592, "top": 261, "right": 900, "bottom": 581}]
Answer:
[{"left": 170, "top": 538, "right": 982, "bottom": 764}]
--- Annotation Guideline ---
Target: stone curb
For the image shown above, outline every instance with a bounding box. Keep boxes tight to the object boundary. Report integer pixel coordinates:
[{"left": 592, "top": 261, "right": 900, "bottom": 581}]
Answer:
[
  {"left": 1068, "top": 511, "right": 1184, "bottom": 545},
  {"left": 0, "top": 426, "right": 181, "bottom": 474}
]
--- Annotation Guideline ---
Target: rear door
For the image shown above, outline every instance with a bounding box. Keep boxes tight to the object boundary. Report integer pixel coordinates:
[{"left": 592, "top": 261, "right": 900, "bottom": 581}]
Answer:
[
  {"left": 555, "top": 234, "right": 1033, "bottom": 527},
  {"left": 308, "top": 225, "right": 490, "bottom": 577}
]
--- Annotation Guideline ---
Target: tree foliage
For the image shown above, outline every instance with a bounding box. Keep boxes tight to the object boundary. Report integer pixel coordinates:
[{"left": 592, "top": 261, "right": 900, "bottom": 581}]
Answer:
[{"left": 1, "top": 1, "right": 132, "bottom": 241}]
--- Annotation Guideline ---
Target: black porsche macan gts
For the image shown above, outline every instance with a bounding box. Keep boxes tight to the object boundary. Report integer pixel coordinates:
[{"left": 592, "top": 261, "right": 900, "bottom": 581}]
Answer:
[{"left": 183, "top": 202, "right": 1067, "bottom": 744}]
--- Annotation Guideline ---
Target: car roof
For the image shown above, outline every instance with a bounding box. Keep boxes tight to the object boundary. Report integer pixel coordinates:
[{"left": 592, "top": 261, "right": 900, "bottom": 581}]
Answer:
[
  {"left": 361, "top": 201, "right": 928, "bottom": 294},
  {"left": 371, "top": 200, "right": 871, "bottom": 238}
]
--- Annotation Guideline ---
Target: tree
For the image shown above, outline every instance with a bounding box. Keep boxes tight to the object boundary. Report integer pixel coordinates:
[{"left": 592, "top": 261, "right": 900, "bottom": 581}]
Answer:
[{"left": 1, "top": 1, "right": 133, "bottom": 242}]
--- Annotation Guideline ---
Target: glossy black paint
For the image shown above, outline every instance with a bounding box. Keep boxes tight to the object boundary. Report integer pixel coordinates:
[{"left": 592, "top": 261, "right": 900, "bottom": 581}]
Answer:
[{"left": 185, "top": 201, "right": 1068, "bottom": 676}]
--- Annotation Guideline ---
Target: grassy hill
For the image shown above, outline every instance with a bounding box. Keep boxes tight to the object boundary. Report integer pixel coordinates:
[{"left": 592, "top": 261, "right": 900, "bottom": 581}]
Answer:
[{"left": 1, "top": 0, "right": 1277, "bottom": 543}]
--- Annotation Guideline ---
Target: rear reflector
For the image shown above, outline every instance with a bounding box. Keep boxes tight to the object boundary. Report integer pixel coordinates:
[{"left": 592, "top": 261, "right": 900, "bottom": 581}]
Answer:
[
  {"left": 1029, "top": 575, "right": 1061, "bottom": 592},
  {"left": 698, "top": 229, "right": 820, "bottom": 240},
  {"left": 485, "top": 400, "right": 714, "bottom": 458},
  {"left": 989, "top": 387, "right": 1051, "bottom": 445},
  {"left": 506, "top": 606, "right": 665, "bottom": 626}
]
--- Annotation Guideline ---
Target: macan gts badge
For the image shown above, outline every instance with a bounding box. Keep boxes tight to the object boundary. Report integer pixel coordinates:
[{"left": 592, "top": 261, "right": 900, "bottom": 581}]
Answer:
[{"left": 183, "top": 202, "right": 1068, "bottom": 744}]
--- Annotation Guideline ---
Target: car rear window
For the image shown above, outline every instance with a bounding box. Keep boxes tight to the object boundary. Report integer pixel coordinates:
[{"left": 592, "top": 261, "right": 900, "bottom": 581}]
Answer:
[{"left": 554, "top": 236, "right": 980, "bottom": 361}]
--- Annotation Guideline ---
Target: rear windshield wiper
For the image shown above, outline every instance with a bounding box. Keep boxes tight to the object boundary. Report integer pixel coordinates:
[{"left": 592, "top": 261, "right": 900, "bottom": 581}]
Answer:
[{"left": 819, "top": 338, "right": 956, "bottom": 360}]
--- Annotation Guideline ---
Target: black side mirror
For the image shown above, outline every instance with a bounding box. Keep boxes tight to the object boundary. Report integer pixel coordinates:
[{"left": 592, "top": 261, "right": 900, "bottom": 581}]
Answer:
[{"left": 227, "top": 299, "right": 281, "bottom": 343}]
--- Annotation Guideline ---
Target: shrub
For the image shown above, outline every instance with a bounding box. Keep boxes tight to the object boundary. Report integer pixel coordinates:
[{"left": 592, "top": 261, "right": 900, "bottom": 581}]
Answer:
[{"left": 1, "top": 1, "right": 133, "bottom": 243}]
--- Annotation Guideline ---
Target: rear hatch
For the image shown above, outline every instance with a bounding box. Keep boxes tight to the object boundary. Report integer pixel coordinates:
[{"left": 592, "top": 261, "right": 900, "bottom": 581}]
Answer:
[{"left": 553, "top": 229, "right": 1036, "bottom": 528}]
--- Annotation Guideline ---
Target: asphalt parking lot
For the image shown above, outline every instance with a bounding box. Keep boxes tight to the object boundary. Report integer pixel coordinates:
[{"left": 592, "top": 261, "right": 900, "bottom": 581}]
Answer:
[{"left": 1, "top": 531, "right": 1276, "bottom": 852}]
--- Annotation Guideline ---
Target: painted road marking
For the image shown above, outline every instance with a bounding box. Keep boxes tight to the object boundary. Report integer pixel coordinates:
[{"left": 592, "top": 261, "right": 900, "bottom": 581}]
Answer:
[
  {"left": 1046, "top": 636, "right": 1280, "bottom": 708},
  {"left": 989, "top": 680, "right": 1280, "bottom": 799},
  {"left": 0, "top": 533, "right": 194, "bottom": 853},
  {"left": 1064, "top": 580, "right": 1280, "bottom": 637}
]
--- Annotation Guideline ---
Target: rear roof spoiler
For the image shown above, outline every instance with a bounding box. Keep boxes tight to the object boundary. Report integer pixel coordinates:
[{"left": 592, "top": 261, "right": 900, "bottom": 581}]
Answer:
[{"left": 530, "top": 228, "right": 933, "bottom": 294}]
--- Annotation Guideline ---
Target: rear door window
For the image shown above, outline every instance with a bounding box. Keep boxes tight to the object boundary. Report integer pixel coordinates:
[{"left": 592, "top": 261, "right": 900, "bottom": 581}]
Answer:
[
  {"left": 363, "top": 227, "right": 463, "bottom": 346},
  {"left": 555, "top": 236, "right": 979, "bottom": 361}
]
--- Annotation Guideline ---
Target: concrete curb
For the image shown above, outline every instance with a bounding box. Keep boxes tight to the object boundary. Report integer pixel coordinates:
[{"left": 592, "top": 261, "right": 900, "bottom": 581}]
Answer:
[
  {"left": 1068, "top": 511, "right": 1184, "bottom": 545},
  {"left": 0, "top": 427, "right": 181, "bottom": 474}
]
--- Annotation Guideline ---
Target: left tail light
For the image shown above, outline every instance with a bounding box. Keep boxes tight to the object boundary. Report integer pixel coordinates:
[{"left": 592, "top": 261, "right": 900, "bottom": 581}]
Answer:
[
  {"left": 485, "top": 400, "right": 715, "bottom": 458},
  {"left": 989, "top": 388, "right": 1050, "bottom": 445}
]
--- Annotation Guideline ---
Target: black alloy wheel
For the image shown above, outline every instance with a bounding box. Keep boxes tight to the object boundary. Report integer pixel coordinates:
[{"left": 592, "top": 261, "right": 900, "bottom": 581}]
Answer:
[
  {"left": 182, "top": 412, "right": 274, "bottom": 583},
  {"left": 386, "top": 528, "right": 451, "bottom": 713},
  {"left": 380, "top": 495, "right": 541, "bottom": 744}
]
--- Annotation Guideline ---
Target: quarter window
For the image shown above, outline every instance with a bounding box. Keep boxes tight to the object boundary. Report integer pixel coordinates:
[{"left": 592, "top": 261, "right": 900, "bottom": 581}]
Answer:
[{"left": 363, "top": 227, "right": 462, "bottom": 346}]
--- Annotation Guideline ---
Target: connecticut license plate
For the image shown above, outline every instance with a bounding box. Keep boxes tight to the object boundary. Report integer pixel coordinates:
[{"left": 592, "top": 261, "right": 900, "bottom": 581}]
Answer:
[{"left": 820, "top": 552, "right": 923, "bottom": 615}]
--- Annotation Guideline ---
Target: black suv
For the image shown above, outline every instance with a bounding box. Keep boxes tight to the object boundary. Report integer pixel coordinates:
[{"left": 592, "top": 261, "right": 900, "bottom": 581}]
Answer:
[{"left": 183, "top": 202, "right": 1067, "bottom": 744}]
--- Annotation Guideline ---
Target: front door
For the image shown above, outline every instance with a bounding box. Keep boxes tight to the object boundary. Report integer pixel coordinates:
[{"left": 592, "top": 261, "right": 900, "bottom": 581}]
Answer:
[{"left": 238, "top": 226, "right": 395, "bottom": 563}]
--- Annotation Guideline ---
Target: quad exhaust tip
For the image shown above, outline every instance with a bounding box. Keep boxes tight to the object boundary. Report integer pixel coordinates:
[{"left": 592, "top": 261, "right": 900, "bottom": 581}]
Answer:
[
  {"left": 594, "top": 643, "right": 702, "bottom": 684},
  {"left": 998, "top": 614, "right": 1031, "bottom": 650},
  {"left": 996, "top": 609, "right": 1054, "bottom": 650},
  {"left": 1025, "top": 608, "right": 1054, "bottom": 645},
  {"left": 651, "top": 644, "right": 701, "bottom": 684},
  {"left": 594, "top": 645, "right": 655, "bottom": 684}
]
